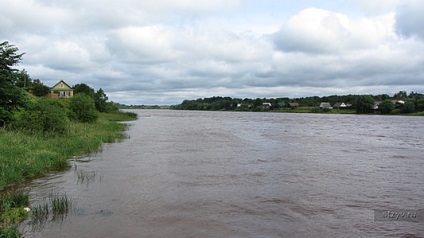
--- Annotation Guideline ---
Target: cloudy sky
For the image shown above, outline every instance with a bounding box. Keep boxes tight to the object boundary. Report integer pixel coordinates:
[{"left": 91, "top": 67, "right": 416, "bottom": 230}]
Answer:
[{"left": 1, "top": 0, "right": 424, "bottom": 105}]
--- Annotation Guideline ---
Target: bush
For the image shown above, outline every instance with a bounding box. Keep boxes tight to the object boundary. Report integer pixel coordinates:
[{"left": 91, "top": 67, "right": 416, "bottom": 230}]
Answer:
[
  {"left": 400, "top": 101, "right": 415, "bottom": 113},
  {"left": 69, "top": 94, "right": 98, "bottom": 123},
  {"left": 390, "top": 109, "right": 401, "bottom": 115},
  {"left": 380, "top": 100, "right": 395, "bottom": 114},
  {"left": 14, "top": 98, "right": 69, "bottom": 135}
]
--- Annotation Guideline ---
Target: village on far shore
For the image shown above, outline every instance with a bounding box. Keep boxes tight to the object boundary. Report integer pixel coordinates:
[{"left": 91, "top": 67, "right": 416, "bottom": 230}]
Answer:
[{"left": 167, "top": 92, "right": 424, "bottom": 115}]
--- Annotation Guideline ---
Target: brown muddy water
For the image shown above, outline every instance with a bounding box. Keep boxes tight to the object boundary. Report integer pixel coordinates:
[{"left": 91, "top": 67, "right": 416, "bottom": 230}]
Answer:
[{"left": 19, "top": 110, "right": 424, "bottom": 237}]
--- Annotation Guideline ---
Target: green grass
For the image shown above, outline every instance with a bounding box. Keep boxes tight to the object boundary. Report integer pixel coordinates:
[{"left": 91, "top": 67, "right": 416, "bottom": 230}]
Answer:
[
  {"left": 0, "top": 111, "right": 137, "bottom": 191},
  {"left": 0, "top": 192, "right": 30, "bottom": 237},
  {"left": 0, "top": 111, "right": 136, "bottom": 237},
  {"left": 30, "top": 192, "right": 72, "bottom": 227}
]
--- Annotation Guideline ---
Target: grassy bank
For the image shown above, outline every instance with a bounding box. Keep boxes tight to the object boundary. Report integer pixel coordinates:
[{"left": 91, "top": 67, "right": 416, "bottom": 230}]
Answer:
[
  {"left": 0, "top": 111, "right": 136, "bottom": 236},
  {"left": 0, "top": 111, "right": 137, "bottom": 191}
]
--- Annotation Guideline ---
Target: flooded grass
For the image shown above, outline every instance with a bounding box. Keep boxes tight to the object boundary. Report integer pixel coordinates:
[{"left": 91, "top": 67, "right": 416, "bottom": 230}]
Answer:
[
  {"left": 30, "top": 192, "right": 73, "bottom": 228},
  {"left": 76, "top": 170, "right": 97, "bottom": 184}
]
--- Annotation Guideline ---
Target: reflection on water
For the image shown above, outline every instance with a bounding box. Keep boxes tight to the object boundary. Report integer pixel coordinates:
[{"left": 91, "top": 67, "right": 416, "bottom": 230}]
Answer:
[{"left": 20, "top": 110, "right": 424, "bottom": 237}]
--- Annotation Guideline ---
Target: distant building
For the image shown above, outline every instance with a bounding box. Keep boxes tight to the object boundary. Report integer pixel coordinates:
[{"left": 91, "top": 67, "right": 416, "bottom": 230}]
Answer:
[
  {"left": 262, "top": 102, "right": 272, "bottom": 109},
  {"left": 319, "top": 102, "right": 332, "bottom": 109},
  {"left": 288, "top": 102, "right": 300, "bottom": 108},
  {"left": 391, "top": 100, "right": 405, "bottom": 104},
  {"left": 333, "top": 102, "right": 347, "bottom": 108},
  {"left": 49, "top": 80, "right": 74, "bottom": 98}
]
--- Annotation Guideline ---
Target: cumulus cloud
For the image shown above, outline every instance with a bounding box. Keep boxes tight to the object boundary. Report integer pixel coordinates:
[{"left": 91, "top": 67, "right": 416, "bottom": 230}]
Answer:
[
  {"left": 272, "top": 8, "right": 396, "bottom": 54},
  {"left": 1, "top": 0, "right": 424, "bottom": 105}
]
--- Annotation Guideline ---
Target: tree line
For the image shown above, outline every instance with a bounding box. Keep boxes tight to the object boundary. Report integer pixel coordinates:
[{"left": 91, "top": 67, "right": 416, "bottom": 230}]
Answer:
[
  {"left": 171, "top": 93, "right": 424, "bottom": 114},
  {"left": 0, "top": 41, "right": 120, "bottom": 132}
]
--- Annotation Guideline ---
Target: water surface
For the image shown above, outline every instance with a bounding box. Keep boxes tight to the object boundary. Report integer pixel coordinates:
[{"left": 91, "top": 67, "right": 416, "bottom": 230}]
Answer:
[{"left": 21, "top": 110, "right": 424, "bottom": 237}]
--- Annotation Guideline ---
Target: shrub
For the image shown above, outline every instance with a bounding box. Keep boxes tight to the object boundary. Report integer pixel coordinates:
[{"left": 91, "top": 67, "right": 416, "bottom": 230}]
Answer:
[
  {"left": 14, "top": 98, "right": 69, "bottom": 135},
  {"left": 69, "top": 94, "right": 98, "bottom": 123},
  {"left": 380, "top": 100, "right": 395, "bottom": 114},
  {"left": 400, "top": 101, "right": 415, "bottom": 114},
  {"left": 390, "top": 109, "right": 401, "bottom": 115}
]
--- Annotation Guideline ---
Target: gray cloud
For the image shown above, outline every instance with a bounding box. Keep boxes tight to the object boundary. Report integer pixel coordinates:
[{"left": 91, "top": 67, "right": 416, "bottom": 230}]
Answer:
[
  {"left": 395, "top": 0, "right": 424, "bottom": 40},
  {"left": 1, "top": 1, "right": 423, "bottom": 105}
]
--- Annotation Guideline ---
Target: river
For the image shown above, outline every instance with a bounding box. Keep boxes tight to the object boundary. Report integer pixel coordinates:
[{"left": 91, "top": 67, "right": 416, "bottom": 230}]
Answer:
[{"left": 19, "top": 110, "right": 424, "bottom": 237}]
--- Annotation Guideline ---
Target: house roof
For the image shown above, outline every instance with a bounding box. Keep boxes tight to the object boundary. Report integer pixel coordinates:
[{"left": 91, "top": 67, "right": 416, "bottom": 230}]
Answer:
[
  {"left": 333, "top": 102, "right": 346, "bottom": 108},
  {"left": 288, "top": 102, "right": 299, "bottom": 107},
  {"left": 320, "top": 102, "right": 332, "bottom": 108},
  {"left": 51, "top": 80, "right": 73, "bottom": 91}
]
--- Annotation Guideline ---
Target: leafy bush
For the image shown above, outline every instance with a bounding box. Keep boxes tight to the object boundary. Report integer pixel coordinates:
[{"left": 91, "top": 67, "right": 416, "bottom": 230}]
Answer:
[
  {"left": 14, "top": 98, "right": 69, "bottom": 135},
  {"left": 31, "top": 83, "right": 51, "bottom": 96},
  {"left": 390, "top": 109, "right": 401, "bottom": 115},
  {"left": 401, "top": 101, "right": 415, "bottom": 113},
  {"left": 355, "top": 95, "right": 375, "bottom": 113},
  {"left": 380, "top": 100, "right": 395, "bottom": 114},
  {"left": 105, "top": 102, "right": 119, "bottom": 113},
  {"left": 69, "top": 94, "right": 98, "bottom": 122}
]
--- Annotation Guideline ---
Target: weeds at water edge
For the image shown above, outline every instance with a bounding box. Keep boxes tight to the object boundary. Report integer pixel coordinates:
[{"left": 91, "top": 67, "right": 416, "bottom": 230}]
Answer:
[{"left": 30, "top": 192, "right": 73, "bottom": 228}]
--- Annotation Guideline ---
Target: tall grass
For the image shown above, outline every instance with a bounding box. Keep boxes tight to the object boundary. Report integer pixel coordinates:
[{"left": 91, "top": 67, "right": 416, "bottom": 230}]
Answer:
[
  {"left": 0, "top": 112, "right": 136, "bottom": 190},
  {"left": 0, "top": 192, "right": 30, "bottom": 237},
  {"left": 30, "top": 192, "right": 72, "bottom": 228}
]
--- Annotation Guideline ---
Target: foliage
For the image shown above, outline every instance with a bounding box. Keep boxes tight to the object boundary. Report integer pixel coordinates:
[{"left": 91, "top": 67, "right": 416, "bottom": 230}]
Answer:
[
  {"left": 390, "top": 109, "right": 400, "bottom": 114},
  {"left": 393, "top": 90, "right": 408, "bottom": 99},
  {"left": 354, "top": 95, "right": 375, "bottom": 114},
  {"left": 31, "top": 81, "right": 51, "bottom": 96},
  {"left": 94, "top": 88, "right": 108, "bottom": 112},
  {"left": 379, "top": 100, "right": 395, "bottom": 114},
  {"left": 99, "top": 111, "right": 137, "bottom": 121},
  {"left": 170, "top": 93, "right": 424, "bottom": 115},
  {"left": 14, "top": 69, "right": 32, "bottom": 89},
  {"left": 401, "top": 101, "right": 415, "bottom": 114},
  {"left": 73, "top": 83, "right": 95, "bottom": 98},
  {"left": 415, "top": 98, "right": 424, "bottom": 112},
  {"left": 14, "top": 98, "right": 69, "bottom": 135},
  {"left": 0, "top": 41, "right": 28, "bottom": 126},
  {"left": 0, "top": 192, "right": 30, "bottom": 237},
  {"left": 69, "top": 94, "right": 98, "bottom": 123},
  {"left": 0, "top": 112, "right": 132, "bottom": 190},
  {"left": 105, "top": 102, "right": 119, "bottom": 113}
]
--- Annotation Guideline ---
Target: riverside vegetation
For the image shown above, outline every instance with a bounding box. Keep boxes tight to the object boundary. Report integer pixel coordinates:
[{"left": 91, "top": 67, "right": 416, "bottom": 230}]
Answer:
[
  {"left": 171, "top": 93, "right": 424, "bottom": 115},
  {"left": 0, "top": 41, "right": 137, "bottom": 236}
]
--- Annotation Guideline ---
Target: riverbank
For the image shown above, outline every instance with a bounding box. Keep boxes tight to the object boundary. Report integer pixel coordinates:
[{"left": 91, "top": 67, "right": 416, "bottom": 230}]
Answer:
[{"left": 0, "top": 111, "right": 137, "bottom": 191}]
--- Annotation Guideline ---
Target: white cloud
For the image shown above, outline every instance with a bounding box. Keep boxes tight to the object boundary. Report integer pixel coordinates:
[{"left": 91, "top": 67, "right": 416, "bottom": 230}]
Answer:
[
  {"left": 1, "top": 0, "right": 423, "bottom": 105},
  {"left": 273, "top": 8, "right": 396, "bottom": 54},
  {"left": 107, "top": 26, "right": 178, "bottom": 64}
]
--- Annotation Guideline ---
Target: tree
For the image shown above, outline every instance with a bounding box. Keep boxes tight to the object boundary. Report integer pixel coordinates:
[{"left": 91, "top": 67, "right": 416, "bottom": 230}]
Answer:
[
  {"left": 379, "top": 100, "right": 395, "bottom": 114},
  {"left": 0, "top": 41, "right": 27, "bottom": 126},
  {"left": 401, "top": 101, "right": 415, "bottom": 114},
  {"left": 14, "top": 69, "right": 32, "bottom": 88},
  {"left": 69, "top": 94, "right": 98, "bottom": 122},
  {"left": 32, "top": 81, "right": 51, "bottom": 96},
  {"left": 73, "top": 83, "right": 95, "bottom": 98},
  {"left": 393, "top": 91, "right": 407, "bottom": 99},
  {"left": 94, "top": 88, "right": 108, "bottom": 112},
  {"left": 415, "top": 98, "right": 424, "bottom": 112},
  {"left": 355, "top": 95, "right": 375, "bottom": 114}
]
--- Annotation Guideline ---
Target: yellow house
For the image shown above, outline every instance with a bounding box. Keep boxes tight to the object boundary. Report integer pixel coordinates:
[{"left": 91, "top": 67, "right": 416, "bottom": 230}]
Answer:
[{"left": 50, "top": 80, "right": 74, "bottom": 98}]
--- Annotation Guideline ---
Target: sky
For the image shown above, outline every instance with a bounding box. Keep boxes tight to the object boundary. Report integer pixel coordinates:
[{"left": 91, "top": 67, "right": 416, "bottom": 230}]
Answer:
[{"left": 1, "top": 0, "right": 424, "bottom": 105}]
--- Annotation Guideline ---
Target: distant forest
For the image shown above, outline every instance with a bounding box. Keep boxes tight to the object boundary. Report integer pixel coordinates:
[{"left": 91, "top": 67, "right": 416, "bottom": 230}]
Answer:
[{"left": 169, "top": 91, "right": 424, "bottom": 115}]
